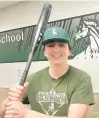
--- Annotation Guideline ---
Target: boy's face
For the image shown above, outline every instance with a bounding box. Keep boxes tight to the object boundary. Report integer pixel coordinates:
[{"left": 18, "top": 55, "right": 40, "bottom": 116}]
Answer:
[{"left": 43, "top": 41, "right": 71, "bottom": 65}]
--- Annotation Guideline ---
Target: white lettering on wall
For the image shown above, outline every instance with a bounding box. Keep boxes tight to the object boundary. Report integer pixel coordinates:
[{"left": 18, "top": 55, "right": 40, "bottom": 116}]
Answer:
[{"left": 0, "top": 31, "right": 24, "bottom": 44}]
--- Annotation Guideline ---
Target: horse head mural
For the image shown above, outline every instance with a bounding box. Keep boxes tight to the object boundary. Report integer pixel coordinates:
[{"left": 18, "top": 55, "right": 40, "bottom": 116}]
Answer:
[{"left": 72, "top": 17, "right": 99, "bottom": 59}]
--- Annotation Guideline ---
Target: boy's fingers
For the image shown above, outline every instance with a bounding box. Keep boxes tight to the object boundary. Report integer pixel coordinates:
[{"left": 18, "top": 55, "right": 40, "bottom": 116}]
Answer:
[{"left": 8, "top": 96, "right": 22, "bottom": 101}]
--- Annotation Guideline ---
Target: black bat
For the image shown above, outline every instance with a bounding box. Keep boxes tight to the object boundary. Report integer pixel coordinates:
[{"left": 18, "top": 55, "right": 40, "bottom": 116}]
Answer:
[{"left": 19, "top": 3, "right": 52, "bottom": 85}]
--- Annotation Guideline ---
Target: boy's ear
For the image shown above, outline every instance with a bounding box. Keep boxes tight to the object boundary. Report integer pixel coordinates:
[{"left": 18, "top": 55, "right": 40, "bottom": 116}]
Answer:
[
  {"left": 43, "top": 50, "right": 47, "bottom": 57},
  {"left": 69, "top": 50, "right": 72, "bottom": 56},
  {"left": 41, "top": 45, "right": 45, "bottom": 51},
  {"left": 42, "top": 46, "right": 47, "bottom": 57}
]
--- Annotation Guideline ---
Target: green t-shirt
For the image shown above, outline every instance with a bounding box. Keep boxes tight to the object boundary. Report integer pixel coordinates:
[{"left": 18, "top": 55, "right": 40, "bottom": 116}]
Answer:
[{"left": 23, "top": 65, "right": 94, "bottom": 116}]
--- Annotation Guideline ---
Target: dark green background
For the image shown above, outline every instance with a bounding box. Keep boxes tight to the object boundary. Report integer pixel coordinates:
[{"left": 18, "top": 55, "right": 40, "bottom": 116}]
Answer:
[{"left": 0, "top": 11, "right": 99, "bottom": 63}]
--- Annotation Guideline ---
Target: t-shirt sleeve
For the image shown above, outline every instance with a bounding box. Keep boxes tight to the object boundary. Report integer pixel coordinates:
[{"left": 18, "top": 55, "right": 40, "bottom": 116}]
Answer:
[
  {"left": 22, "top": 73, "right": 35, "bottom": 104},
  {"left": 70, "top": 72, "right": 95, "bottom": 105}
]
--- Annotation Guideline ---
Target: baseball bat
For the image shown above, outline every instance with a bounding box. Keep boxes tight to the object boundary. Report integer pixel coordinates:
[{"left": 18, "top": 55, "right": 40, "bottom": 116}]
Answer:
[{"left": 19, "top": 3, "right": 52, "bottom": 85}]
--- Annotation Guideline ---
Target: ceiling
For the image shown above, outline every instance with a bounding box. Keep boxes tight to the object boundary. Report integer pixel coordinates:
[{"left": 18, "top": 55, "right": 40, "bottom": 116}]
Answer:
[
  {"left": 0, "top": 0, "right": 97, "bottom": 10},
  {"left": 0, "top": 1, "right": 22, "bottom": 10}
]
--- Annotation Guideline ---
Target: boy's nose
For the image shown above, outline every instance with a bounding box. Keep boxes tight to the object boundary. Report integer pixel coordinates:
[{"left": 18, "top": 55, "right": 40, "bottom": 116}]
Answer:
[{"left": 53, "top": 46, "right": 60, "bottom": 51}]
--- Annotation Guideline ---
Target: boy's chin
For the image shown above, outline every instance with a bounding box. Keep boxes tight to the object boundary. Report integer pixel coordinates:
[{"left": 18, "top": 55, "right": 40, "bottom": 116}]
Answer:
[{"left": 52, "top": 61, "right": 62, "bottom": 65}]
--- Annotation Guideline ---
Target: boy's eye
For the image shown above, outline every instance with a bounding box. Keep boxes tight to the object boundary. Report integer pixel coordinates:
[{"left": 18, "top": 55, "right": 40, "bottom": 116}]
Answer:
[
  {"left": 47, "top": 44, "right": 55, "bottom": 47},
  {"left": 59, "top": 44, "right": 65, "bottom": 47},
  {"left": 46, "top": 43, "right": 66, "bottom": 47}
]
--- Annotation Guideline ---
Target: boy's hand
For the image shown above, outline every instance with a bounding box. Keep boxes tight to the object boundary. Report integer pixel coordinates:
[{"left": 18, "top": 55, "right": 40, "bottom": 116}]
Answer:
[{"left": 8, "top": 82, "right": 28, "bottom": 102}]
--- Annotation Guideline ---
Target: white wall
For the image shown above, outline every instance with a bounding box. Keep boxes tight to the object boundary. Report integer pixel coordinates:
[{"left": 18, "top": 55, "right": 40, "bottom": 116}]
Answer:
[
  {"left": 1, "top": 1, "right": 99, "bottom": 31},
  {"left": 0, "top": 1, "right": 99, "bottom": 93}
]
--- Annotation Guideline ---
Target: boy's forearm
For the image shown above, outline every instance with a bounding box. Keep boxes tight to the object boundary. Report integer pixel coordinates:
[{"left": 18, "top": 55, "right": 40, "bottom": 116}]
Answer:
[
  {"left": 0, "top": 104, "right": 6, "bottom": 118},
  {"left": 26, "top": 109, "right": 68, "bottom": 118},
  {"left": 0, "top": 98, "right": 8, "bottom": 118}
]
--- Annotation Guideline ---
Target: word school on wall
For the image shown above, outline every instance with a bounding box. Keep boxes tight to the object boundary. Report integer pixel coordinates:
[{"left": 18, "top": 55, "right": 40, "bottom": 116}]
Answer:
[{"left": 0, "top": 31, "right": 23, "bottom": 44}]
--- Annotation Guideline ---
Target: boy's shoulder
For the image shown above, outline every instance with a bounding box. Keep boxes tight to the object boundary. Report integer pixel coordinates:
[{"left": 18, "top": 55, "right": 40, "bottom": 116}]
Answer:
[
  {"left": 26, "top": 66, "right": 49, "bottom": 82},
  {"left": 70, "top": 65, "right": 91, "bottom": 78}
]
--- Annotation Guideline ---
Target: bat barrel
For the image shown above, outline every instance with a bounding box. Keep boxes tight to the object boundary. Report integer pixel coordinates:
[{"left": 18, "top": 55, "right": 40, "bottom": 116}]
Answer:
[{"left": 19, "top": 3, "right": 52, "bottom": 85}]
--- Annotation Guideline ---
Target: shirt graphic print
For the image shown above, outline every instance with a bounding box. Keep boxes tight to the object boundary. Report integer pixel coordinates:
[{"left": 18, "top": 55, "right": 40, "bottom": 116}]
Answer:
[{"left": 36, "top": 88, "right": 68, "bottom": 115}]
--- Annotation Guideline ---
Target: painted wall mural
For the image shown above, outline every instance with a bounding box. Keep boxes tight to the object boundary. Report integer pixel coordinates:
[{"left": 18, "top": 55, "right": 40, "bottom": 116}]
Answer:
[{"left": 0, "top": 12, "right": 99, "bottom": 63}]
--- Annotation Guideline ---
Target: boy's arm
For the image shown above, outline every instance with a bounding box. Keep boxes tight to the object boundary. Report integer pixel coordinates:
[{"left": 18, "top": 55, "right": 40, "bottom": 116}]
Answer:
[
  {"left": 0, "top": 98, "right": 8, "bottom": 118},
  {"left": 25, "top": 103, "right": 88, "bottom": 118},
  {"left": 0, "top": 82, "right": 28, "bottom": 118},
  {"left": 4, "top": 101, "right": 88, "bottom": 118}
]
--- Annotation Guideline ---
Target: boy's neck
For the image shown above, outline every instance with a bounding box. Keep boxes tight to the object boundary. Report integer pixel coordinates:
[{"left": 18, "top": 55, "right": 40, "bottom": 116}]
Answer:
[{"left": 49, "top": 64, "right": 69, "bottom": 79}]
